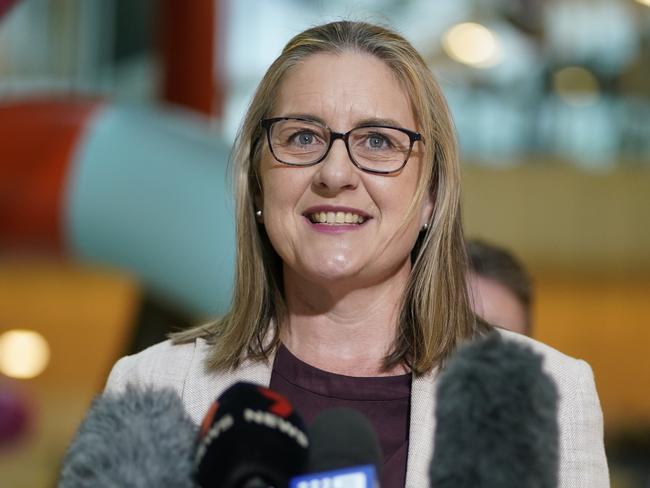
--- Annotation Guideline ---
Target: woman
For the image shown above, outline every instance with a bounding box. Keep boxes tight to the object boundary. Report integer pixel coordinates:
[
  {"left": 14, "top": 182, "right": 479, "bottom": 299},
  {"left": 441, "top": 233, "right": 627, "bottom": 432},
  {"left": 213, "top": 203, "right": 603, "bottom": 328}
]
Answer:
[{"left": 106, "top": 21, "right": 609, "bottom": 487}]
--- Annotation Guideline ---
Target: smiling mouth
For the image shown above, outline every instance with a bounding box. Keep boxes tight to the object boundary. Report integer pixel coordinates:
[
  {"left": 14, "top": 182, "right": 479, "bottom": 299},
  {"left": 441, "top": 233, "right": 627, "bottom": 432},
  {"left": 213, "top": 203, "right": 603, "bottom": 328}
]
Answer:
[{"left": 307, "top": 211, "right": 367, "bottom": 225}]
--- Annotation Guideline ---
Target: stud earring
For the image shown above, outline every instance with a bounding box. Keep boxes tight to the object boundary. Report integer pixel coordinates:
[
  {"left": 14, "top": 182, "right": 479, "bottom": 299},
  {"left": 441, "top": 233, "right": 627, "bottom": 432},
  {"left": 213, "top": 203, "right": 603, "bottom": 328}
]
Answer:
[
  {"left": 421, "top": 222, "right": 429, "bottom": 232},
  {"left": 255, "top": 209, "right": 263, "bottom": 220}
]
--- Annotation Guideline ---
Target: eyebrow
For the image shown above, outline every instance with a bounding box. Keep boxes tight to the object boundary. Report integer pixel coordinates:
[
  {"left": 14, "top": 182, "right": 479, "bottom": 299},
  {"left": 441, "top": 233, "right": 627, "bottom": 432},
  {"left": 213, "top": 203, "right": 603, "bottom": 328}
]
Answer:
[
  {"left": 355, "top": 117, "right": 405, "bottom": 128},
  {"left": 280, "top": 113, "right": 328, "bottom": 126},
  {"left": 278, "top": 113, "right": 409, "bottom": 130}
]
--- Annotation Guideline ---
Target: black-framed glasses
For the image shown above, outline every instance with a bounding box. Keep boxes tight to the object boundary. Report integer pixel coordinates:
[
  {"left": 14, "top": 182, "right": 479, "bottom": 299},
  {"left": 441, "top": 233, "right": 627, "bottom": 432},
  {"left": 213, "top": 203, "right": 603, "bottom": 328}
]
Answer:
[{"left": 260, "top": 117, "right": 424, "bottom": 175}]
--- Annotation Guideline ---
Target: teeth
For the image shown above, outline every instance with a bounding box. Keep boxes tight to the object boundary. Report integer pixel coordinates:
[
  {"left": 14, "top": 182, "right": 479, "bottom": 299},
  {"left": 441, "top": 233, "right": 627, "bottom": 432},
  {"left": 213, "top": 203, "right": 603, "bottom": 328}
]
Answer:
[{"left": 309, "top": 211, "right": 366, "bottom": 225}]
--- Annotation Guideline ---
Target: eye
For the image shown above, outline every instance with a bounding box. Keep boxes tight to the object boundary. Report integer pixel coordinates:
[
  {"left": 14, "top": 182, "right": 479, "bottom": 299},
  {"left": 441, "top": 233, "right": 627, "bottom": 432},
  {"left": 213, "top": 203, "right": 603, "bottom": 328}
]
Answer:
[
  {"left": 364, "top": 132, "right": 393, "bottom": 150},
  {"left": 270, "top": 119, "right": 327, "bottom": 154},
  {"left": 367, "top": 134, "right": 389, "bottom": 149},
  {"left": 291, "top": 131, "right": 317, "bottom": 146}
]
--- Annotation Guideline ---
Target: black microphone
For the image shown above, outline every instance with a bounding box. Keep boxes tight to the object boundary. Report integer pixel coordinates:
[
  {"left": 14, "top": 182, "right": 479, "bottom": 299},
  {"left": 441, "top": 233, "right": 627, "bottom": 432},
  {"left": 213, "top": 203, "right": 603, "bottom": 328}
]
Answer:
[
  {"left": 288, "top": 407, "right": 382, "bottom": 487},
  {"left": 429, "top": 332, "right": 559, "bottom": 488},
  {"left": 194, "top": 382, "right": 309, "bottom": 488},
  {"left": 59, "top": 385, "right": 196, "bottom": 487},
  {"left": 307, "top": 407, "right": 382, "bottom": 474}
]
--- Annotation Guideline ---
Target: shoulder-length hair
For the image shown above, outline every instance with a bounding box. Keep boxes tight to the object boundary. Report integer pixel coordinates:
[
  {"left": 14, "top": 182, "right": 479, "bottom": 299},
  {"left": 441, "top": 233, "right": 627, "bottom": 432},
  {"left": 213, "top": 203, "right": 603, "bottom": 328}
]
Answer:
[{"left": 173, "top": 20, "right": 484, "bottom": 375}]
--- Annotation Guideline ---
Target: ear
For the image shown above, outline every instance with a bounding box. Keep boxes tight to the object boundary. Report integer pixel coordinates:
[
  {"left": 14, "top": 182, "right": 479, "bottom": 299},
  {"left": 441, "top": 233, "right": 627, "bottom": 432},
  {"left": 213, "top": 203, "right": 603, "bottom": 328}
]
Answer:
[
  {"left": 420, "top": 186, "right": 435, "bottom": 228},
  {"left": 254, "top": 194, "right": 264, "bottom": 223},
  {"left": 252, "top": 167, "right": 265, "bottom": 222}
]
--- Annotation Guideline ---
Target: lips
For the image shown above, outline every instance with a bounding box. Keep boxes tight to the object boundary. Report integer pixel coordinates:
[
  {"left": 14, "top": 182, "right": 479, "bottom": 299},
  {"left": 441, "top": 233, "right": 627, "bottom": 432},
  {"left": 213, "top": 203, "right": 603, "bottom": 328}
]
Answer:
[{"left": 303, "top": 206, "right": 371, "bottom": 226}]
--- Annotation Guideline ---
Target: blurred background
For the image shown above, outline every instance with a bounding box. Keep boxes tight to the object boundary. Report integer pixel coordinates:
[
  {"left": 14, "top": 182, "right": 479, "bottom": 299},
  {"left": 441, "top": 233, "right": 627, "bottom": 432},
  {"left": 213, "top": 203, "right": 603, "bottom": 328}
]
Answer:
[{"left": 0, "top": 0, "right": 648, "bottom": 486}]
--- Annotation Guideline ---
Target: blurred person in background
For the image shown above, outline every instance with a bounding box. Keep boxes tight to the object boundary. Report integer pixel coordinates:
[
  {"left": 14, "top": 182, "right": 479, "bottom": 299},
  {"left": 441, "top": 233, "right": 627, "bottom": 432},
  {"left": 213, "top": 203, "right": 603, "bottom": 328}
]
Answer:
[
  {"left": 467, "top": 238, "right": 533, "bottom": 336},
  {"left": 103, "top": 21, "right": 609, "bottom": 486}
]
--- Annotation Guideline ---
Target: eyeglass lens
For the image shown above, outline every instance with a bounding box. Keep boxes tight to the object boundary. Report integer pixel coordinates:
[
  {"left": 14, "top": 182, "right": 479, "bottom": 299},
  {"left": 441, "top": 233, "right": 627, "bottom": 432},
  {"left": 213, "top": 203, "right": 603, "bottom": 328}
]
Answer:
[{"left": 268, "top": 119, "right": 413, "bottom": 172}]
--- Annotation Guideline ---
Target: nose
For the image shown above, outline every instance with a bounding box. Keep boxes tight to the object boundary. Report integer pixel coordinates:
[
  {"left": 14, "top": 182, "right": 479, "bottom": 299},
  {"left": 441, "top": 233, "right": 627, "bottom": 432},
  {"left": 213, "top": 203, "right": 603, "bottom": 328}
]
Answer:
[{"left": 312, "top": 138, "right": 359, "bottom": 194}]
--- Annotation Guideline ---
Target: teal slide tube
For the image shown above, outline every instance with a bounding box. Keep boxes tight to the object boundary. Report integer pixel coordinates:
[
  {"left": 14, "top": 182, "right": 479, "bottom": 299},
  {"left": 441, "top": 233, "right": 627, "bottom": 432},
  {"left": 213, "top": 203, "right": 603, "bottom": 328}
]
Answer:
[{"left": 65, "top": 106, "right": 235, "bottom": 316}]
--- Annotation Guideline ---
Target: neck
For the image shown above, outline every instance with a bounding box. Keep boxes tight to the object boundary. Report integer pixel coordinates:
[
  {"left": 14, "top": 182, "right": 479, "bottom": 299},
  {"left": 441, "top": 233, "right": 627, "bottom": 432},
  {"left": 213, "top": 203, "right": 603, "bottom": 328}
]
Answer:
[{"left": 280, "top": 261, "right": 412, "bottom": 377}]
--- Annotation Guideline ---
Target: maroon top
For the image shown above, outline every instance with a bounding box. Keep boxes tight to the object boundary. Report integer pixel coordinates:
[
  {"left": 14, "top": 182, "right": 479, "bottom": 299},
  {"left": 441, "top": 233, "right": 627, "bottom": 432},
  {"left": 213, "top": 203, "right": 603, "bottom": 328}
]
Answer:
[{"left": 269, "top": 344, "right": 411, "bottom": 488}]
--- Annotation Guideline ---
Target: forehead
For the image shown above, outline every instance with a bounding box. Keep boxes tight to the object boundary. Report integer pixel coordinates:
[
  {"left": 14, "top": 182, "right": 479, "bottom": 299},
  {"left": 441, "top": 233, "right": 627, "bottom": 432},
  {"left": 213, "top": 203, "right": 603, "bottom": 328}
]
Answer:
[{"left": 273, "top": 52, "right": 416, "bottom": 129}]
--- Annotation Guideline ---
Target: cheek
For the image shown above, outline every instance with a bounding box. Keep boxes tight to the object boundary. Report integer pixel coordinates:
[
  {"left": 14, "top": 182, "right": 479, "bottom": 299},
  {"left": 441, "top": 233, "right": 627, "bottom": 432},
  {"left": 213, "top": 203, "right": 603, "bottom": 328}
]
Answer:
[
  {"left": 262, "top": 181, "right": 290, "bottom": 239},
  {"left": 375, "top": 172, "right": 426, "bottom": 254},
  {"left": 262, "top": 168, "right": 304, "bottom": 215},
  {"left": 260, "top": 189, "right": 294, "bottom": 263},
  {"left": 260, "top": 157, "right": 288, "bottom": 211},
  {"left": 259, "top": 164, "right": 311, "bottom": 254},
  {"left": 369, "top": 170, "right": 419, "bottom": 222}
]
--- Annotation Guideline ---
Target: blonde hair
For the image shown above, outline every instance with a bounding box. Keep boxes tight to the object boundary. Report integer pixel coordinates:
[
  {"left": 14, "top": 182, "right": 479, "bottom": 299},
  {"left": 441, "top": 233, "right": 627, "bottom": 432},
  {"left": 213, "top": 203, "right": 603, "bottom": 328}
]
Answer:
[{"left": 173, "top": 21, "right": 484, "bottom": 374}]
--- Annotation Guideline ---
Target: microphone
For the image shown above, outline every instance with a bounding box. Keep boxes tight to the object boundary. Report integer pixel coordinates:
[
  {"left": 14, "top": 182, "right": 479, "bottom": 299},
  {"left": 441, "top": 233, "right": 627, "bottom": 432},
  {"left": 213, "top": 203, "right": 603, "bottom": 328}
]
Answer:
[
  {"left": 290, "top": 407, "right": 382, "bottom": 488},
  {"left": 194, "top": 382, "right": 309, "bottom": 488},
  {"left": 429, "top": 332, "right": 559, "bottom": 488},
  {"left": 59, "top": 385, "right": 196, "bottom": 488},
  {"left": 307, "top": 407, "right": 382, "bottom": 473}
]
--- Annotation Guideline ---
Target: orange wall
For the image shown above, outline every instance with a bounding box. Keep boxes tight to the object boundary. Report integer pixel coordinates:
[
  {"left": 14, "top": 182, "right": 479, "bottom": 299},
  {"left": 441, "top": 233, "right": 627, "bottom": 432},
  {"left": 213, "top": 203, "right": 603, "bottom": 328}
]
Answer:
[{"left": 533, "top": 273, "right": 650, "bottom": 431}]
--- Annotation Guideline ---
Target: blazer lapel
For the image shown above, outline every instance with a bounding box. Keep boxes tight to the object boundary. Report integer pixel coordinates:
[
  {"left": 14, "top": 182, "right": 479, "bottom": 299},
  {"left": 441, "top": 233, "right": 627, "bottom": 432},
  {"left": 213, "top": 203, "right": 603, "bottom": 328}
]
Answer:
[
  {"left": 405, "top": 367, "right": 439, "bottom": 487},
  {"left": 182, "top": 338, "right": 276, "bottom": 424}
]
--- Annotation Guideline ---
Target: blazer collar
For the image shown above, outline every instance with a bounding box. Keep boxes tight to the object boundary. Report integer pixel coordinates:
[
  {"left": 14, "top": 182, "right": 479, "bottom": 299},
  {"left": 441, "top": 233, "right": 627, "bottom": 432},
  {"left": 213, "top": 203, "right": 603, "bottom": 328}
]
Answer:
[
  {"left": 183, "top": 338, "right": 276, "bottom": 424},
  {"left": 405, "top": 367, "right": 439, "bottom": 487}
]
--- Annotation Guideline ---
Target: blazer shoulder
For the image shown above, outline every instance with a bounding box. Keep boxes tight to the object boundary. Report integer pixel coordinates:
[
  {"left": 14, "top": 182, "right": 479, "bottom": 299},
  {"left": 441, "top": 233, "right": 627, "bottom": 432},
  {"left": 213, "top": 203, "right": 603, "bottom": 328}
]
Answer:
[
  {"left": 496, "top": 328, "right": 610, "bottom": 486},
  {"left": 494, "top": 328, "right": 600, "bottom": 421},
  {"left": 104, "top": 339, "right": 200, "bottom": 397},
  {"left": 496, "top": 328, "right": 588, "bottom": 379},
  {"left": 104, "top": 338, "right": 275, "bottom": 424}
]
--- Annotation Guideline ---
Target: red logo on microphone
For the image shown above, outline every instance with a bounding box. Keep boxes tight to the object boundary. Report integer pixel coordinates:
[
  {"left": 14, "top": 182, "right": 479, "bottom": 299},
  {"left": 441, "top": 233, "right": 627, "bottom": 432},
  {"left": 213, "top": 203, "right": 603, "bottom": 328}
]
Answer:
[
  {"left": 199, "top": 401, "right": 220, "bottom": 437},
  {"left": 258, "top": 387, "right": 293, "bottom": 417}
]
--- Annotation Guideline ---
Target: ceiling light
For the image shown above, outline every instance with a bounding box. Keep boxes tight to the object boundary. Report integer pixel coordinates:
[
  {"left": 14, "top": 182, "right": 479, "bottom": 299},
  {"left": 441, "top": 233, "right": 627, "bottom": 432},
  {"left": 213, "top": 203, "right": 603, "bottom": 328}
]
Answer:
[
  {"left": 442, "top": 22, "right": 502, "bottom": 68},
  {"left": 0, "top": 329, "right": 51, "bottom": 379},
  {"left": 552, "top": 66, "right": 600, "bottom": 107}
]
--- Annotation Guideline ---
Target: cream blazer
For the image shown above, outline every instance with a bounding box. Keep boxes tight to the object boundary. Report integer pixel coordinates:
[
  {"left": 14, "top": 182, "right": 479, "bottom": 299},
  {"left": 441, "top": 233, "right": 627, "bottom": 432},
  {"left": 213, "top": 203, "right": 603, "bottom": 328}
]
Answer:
[{"left": 105, "top": 329, "right": 609, "bottom": 487}]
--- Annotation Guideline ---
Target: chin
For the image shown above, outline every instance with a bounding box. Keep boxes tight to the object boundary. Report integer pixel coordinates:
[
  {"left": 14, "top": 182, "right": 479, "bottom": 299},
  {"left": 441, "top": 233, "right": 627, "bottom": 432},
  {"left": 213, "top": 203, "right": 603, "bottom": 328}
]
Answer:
[
  {"left": 309, "top": 263, "right": 362, "bottom": 284},
  {"left": 290, "top": 256, "right": 366, "bottom": 286}
]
